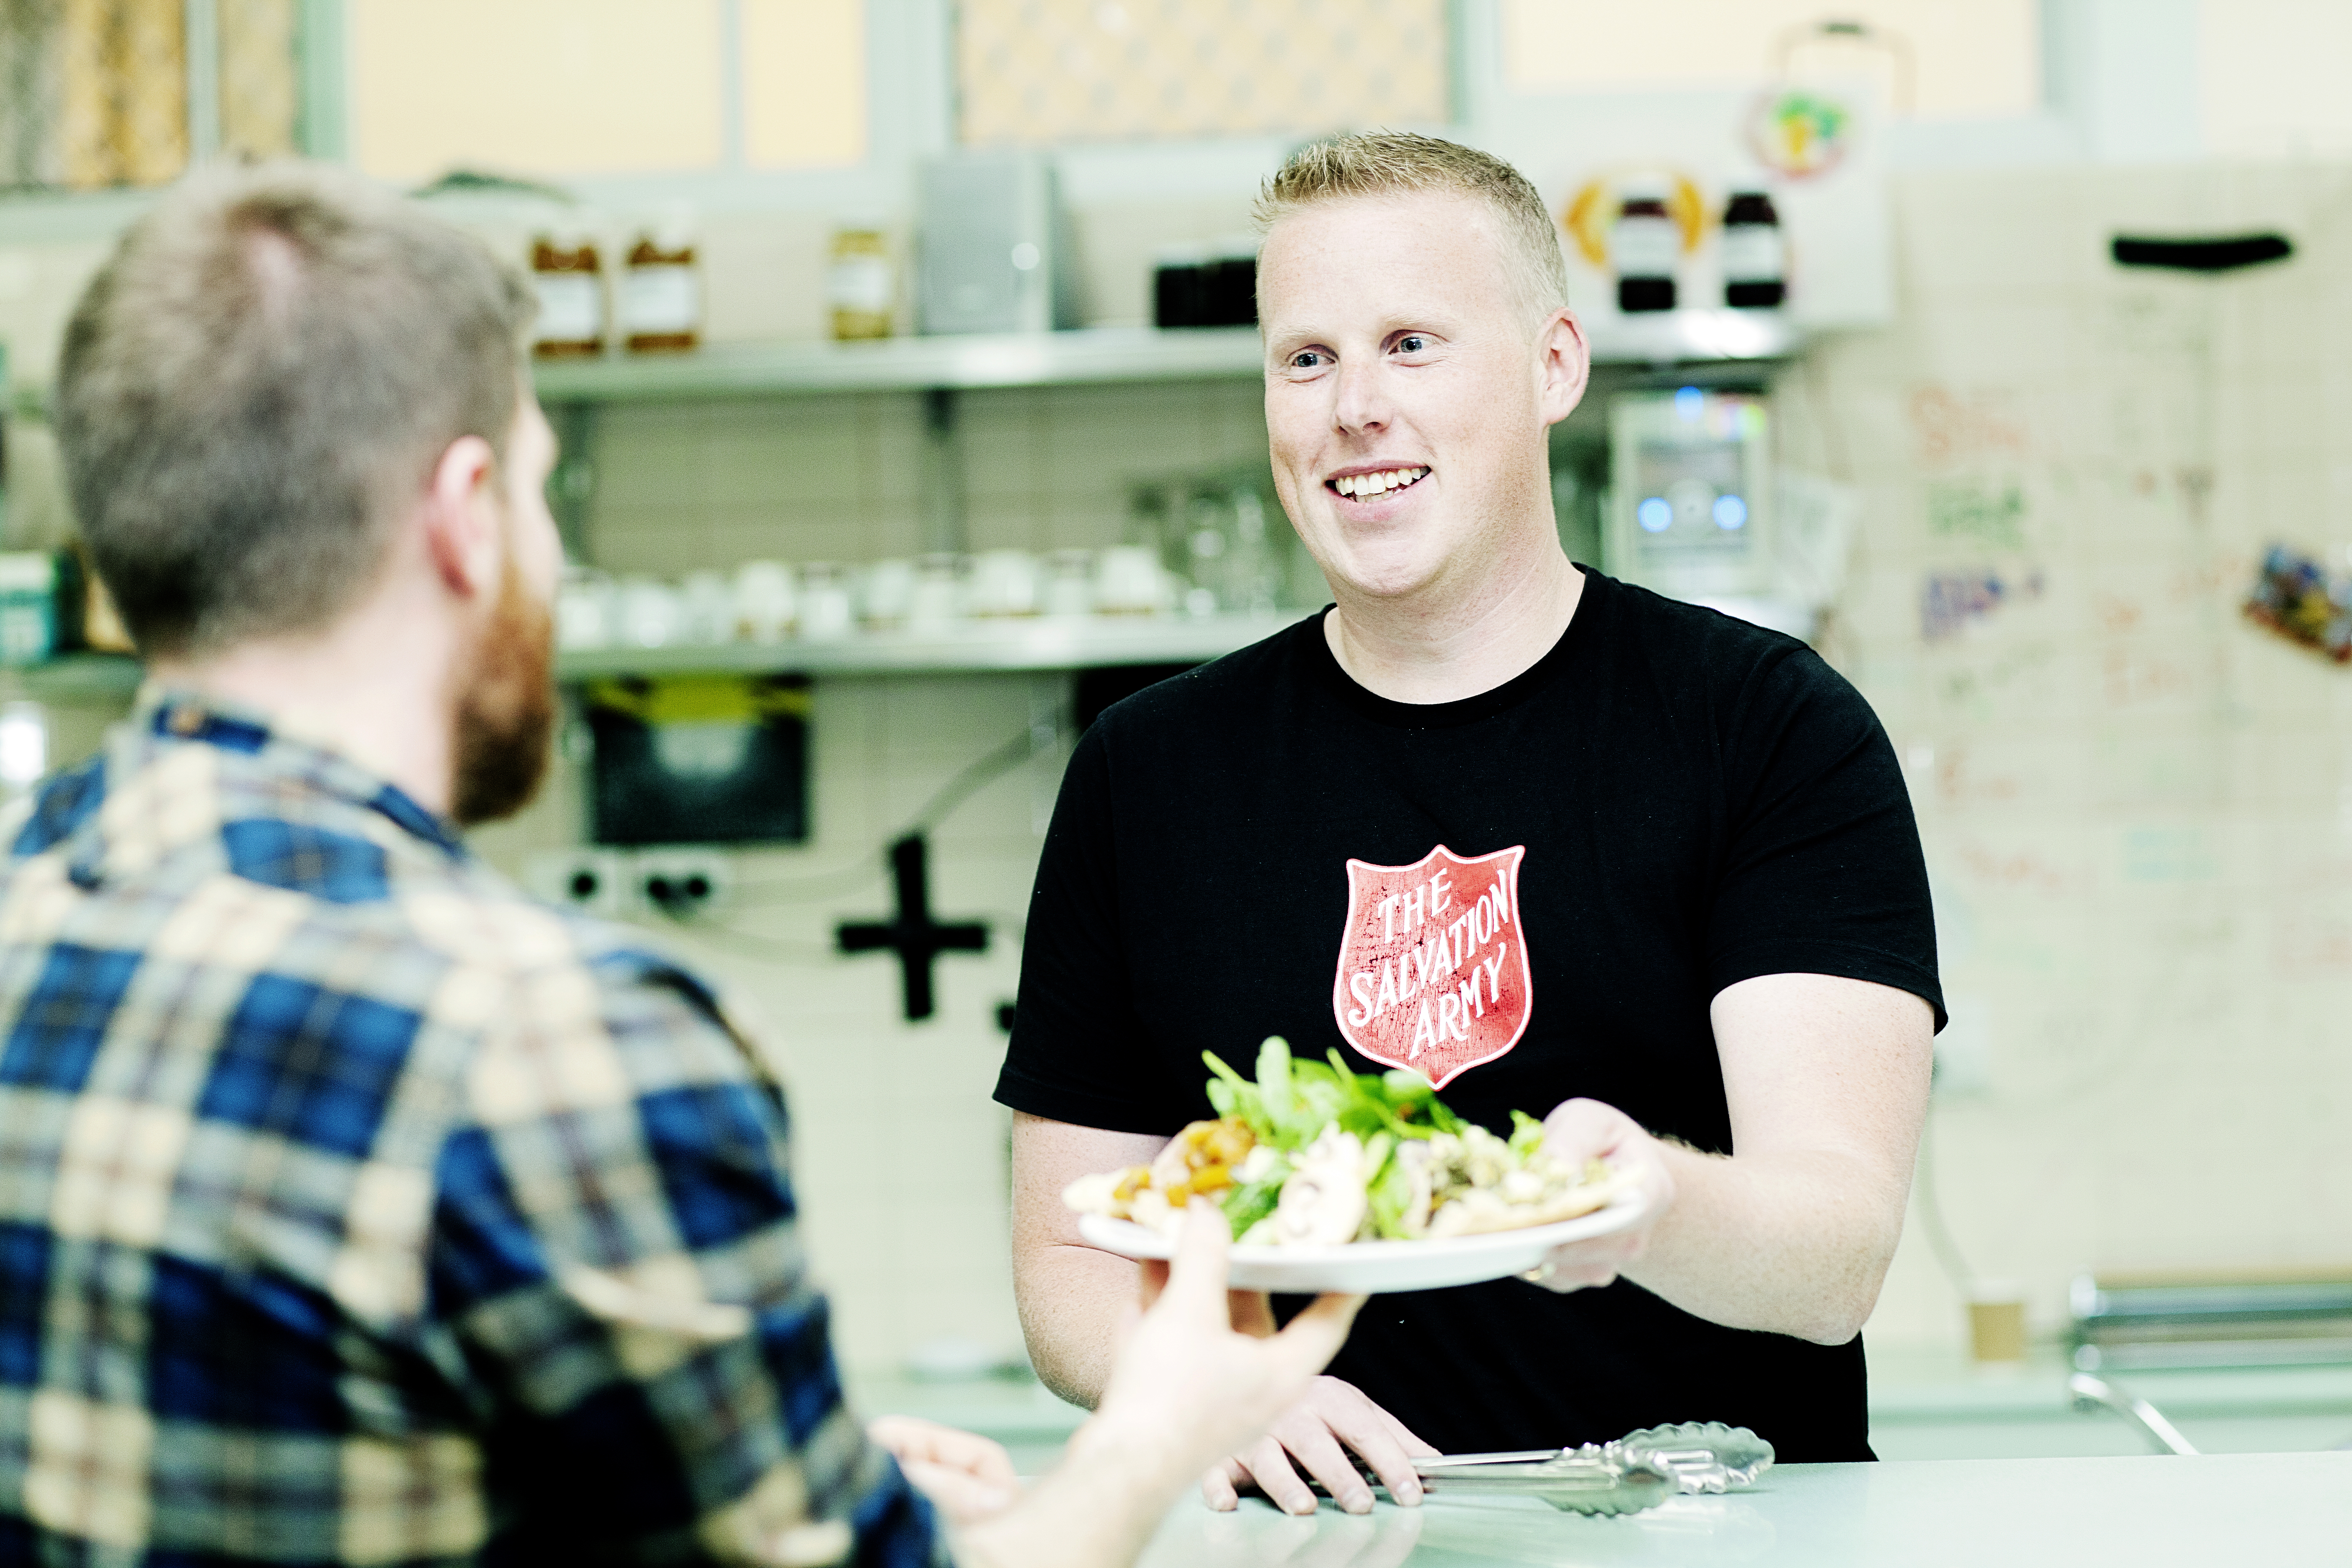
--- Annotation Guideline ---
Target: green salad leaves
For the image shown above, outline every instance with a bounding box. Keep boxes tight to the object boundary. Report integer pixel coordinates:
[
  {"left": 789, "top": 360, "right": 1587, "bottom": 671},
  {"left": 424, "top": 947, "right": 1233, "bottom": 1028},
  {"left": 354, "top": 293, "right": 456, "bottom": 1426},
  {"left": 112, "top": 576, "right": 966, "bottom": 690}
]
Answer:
[
  {"left": 1203, "top": 1037, "right": 1473, "bottom": 1242},
  {"left": 1204, "top": 1037, "right": 1464, "bottom": 1147},
  {"left": 1052, "top": 1036, "right": 1610, "bottom": 1245}
]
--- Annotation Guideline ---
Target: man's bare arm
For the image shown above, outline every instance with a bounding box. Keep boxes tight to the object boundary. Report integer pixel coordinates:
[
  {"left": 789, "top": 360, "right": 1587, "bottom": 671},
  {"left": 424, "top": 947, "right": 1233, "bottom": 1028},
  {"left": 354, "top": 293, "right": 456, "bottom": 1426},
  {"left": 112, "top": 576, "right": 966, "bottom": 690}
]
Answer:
[
  {"left": 1532, "top": 972, "right": 1934, "bottom": 1344},
  {"left": 961, "top": 1206, "right": 1364, "bottom": 1568},
  {"left": 1009, "top": 1113, "right": 1167, "bottom": 1408}
]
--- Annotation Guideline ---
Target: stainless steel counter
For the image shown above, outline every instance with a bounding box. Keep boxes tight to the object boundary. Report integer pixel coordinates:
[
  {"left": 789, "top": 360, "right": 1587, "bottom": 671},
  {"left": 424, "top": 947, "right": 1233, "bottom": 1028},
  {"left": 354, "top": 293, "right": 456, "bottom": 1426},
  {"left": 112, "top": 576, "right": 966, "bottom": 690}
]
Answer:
[{"left": 1132, "top": 1452, "right": 2352, "bottom": 1567}]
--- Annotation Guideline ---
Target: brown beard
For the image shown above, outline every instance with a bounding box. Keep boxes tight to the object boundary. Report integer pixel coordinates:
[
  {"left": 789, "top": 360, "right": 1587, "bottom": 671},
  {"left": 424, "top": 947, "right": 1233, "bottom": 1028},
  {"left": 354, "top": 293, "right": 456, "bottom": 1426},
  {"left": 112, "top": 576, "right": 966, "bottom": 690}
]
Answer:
[{"left": 451, "top": 557, "right": 557, "bottom": 827}]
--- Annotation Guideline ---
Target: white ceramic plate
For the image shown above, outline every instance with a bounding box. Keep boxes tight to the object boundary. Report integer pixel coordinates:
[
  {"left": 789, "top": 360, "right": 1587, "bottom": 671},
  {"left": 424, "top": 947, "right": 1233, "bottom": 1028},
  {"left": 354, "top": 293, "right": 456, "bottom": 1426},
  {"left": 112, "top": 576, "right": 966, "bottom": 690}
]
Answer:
[{"left": 1077, "top": 1189, "right": 1649, "bottom": 1294}]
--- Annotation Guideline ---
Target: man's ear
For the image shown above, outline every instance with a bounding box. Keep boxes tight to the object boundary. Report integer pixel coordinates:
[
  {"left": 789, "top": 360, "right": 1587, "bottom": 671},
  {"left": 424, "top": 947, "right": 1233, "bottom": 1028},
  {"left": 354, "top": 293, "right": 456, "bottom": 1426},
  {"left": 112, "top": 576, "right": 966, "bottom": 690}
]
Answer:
[
  {"left": 420, "top": 434, "right": 502, "bottom": 600},
  {"left": 1536, "top": 308, "right": 1591, "bottom": 428}
]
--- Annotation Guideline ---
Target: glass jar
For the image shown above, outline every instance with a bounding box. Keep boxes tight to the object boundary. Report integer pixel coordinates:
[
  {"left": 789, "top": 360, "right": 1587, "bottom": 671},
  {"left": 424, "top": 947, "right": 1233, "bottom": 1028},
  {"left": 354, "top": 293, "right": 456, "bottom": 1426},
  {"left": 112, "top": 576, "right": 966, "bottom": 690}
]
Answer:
[
  {"left": 1612, "top": 179, "right": 1679, "bottom": 314},
  {"left": 1044, "top": 549, "right": 1096, "bottom": 618},
  {"left": 860, "top": 557, "right": 916, "bottom": 630},
  {"left": 621, "top": 210, "right": 701, "bottom": 353},
  {"left": 799, "top": 563, "right": 856, "bottom": 640},
  {"left": 731, "top": 560, "right": 798, "bottom": 643},
  {"left": 969, "top": 549, "right": 1042, "bottom": 618},
  {"left": 828, "top": 227, "right": 895, "bottom": 341},
  {"left": 531, "top": 228, "right": 606, "bottom": 357},
  {"left": 1721, "top": 187, "right": 1787, "bottom": 309},
  {"left": 908, "top": 552, "right": 965, "bottom": 634}
]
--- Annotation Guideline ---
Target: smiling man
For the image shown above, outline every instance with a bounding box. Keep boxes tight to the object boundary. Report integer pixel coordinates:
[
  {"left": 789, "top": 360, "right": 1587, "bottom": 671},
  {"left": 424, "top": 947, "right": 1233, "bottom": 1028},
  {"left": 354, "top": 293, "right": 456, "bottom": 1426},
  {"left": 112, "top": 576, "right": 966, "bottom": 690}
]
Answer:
[{"left": 1000, "top": 133, "right": 1945, "bottom": 1514}]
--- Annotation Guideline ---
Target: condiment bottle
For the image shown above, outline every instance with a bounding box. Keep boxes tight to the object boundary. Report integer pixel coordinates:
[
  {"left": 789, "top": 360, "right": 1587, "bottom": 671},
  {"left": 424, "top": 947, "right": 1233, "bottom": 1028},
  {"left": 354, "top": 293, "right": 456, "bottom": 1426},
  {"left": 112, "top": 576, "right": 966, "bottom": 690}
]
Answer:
[
  {"left": 530, "top": 225, "right": 606, "bottom": 358},
  {"left": 1612, "top": 178, "right": 1679, "bottom": 314},
  {"left": 1151, "top": 242, "right": 1210, "bottom": 328},
  {"left": 827, "top": 226, "right": 894, "bottom": 341},
  {"left": 1721, "top": 187, "right": 1787, "bottom": 309},
  {"left": 621, "top": 210, "right": 701, "bottom": 353}
]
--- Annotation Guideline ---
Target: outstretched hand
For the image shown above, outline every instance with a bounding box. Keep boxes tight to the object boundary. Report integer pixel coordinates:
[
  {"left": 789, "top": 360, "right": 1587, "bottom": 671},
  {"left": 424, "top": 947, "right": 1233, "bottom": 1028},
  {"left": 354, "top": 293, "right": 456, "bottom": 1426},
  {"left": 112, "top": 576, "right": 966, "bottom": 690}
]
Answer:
[
  {"left": 867, "top": 1414, "right": 1018, "bottom": 1524},
  {"left": 951, "top": 1202, "right": 1361, "bottom": 1568},
  {"left": 1083, "top": 1200, "right": 1366, "bottom": 1485}
]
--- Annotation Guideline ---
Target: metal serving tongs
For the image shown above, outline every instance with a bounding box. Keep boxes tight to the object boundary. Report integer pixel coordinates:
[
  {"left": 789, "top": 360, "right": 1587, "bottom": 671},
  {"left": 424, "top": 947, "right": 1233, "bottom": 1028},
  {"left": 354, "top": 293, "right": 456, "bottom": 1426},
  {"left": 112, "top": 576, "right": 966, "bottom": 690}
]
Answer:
[
  {"left": 1584, "top": 1421, "right": 1776, "bottom": 1494},
  {"left": 1324, "top": 1421, "right": 1774, "bottom": 1517}
]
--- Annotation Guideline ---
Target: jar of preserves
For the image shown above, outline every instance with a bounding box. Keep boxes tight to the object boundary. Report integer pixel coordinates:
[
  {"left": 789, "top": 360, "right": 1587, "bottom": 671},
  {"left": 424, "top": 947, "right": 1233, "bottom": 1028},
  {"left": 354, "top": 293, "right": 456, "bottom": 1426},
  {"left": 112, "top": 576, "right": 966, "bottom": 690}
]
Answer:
[
  {"left": 827, "top": 226, "right": 895, "bottom": 341},
  {"left": 1612, "top": 179, "right": 1679, "bottom": 314},
  {"left": 1721, "top": 187, "right": 1787, "bottom": 309},
  {"left": 531, "top": 226, "right": 605, "bottom": 358},
  {"left": 621, "top": 210, "right": 701, "bottom": 353}
]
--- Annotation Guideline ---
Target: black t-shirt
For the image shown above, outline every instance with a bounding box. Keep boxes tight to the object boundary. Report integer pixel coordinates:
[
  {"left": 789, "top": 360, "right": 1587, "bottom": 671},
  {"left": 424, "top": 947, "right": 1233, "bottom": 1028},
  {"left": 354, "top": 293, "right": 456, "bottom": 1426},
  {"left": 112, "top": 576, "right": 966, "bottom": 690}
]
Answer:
[{"left": 995, "top": 568, "right": 1942, "bottom": 1462}]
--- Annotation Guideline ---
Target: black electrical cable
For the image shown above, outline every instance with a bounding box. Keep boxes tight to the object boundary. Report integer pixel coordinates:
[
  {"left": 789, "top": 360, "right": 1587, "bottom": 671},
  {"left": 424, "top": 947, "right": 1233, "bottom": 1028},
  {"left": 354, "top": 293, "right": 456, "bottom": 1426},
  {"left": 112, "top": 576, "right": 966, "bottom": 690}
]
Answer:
[
  {"left": 643, "top": 895, "right": 838, "bottom": 962},
  {"left": 728, "top": 723, "right": 1052, "bottom": 909},
  {"left": 901, "top": 728, "right": 1043, "bottom": 837}
]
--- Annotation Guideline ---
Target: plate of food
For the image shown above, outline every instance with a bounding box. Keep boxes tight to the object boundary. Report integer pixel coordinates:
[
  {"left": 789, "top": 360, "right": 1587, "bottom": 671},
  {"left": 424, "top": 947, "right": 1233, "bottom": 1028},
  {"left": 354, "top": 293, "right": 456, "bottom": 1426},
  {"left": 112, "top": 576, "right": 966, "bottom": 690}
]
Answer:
[{"left": 1065, "top": 1039, "right": 1647, "bottom": 1294}]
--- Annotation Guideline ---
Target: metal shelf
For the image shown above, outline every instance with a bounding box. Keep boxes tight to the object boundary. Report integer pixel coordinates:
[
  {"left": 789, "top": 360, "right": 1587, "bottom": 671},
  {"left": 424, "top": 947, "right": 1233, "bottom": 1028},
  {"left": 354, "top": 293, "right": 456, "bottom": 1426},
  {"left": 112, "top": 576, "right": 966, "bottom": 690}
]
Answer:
[
  {"left": 6, "top": 314, "right": 1801, "bottom": 422},
  {"left": 528, "top": 312, "right": 1799, "bottom": 405},
  {"left": 560, "top": 612, "right": 1297, "bottom": 678},
  {"left": 531, "top": 326, "right": 1265, "bottom": 402},
  {"left": 1587, "top": 309, "right": 1802, "bottom": 368},
  {"left": 0, "top": 615, "right": 1300, "bottom": 701}
]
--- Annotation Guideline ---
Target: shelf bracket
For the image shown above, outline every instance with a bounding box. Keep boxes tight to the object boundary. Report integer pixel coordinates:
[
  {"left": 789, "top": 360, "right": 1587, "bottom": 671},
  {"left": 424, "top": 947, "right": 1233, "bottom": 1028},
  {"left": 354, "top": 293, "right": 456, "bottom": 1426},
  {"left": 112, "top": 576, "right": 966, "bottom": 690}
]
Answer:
[
  {"left": 547, "top": 401, "right": 600, "bottom": 562},
  {"left": 919, "top": 386, "right": 966, "bottom": 555}
]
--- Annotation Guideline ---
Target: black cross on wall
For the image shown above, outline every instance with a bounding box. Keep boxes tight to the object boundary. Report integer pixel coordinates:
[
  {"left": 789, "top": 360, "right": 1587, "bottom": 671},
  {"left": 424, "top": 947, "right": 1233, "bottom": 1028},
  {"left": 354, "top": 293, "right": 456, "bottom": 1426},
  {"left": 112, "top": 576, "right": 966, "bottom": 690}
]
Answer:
[{"left": 836, "top": 833, "right": 988, "bottom": 1021}]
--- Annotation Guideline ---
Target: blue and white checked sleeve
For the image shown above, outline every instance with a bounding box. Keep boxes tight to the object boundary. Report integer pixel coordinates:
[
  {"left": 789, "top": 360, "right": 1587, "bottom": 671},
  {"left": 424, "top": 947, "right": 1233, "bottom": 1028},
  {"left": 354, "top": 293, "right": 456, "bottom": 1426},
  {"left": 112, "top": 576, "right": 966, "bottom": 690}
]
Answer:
[{"left": 421, "top": 939, "right": 950, "bottom": 1567}]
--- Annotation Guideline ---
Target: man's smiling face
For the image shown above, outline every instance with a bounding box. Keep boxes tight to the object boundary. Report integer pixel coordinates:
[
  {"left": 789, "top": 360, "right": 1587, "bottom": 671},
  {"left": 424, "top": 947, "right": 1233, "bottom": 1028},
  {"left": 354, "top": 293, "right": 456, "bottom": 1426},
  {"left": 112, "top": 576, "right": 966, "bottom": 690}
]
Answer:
[{"left": 1259, "top": 189, "right": 1579, "bottom": 605}]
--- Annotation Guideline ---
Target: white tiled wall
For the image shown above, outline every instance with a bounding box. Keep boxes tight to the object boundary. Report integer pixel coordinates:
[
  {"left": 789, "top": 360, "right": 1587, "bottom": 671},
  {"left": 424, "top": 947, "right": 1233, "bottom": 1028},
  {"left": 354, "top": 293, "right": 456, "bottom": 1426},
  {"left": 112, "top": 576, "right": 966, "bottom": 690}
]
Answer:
[
  {"left": 1801, "top": 164, "right": 2352, "bottom": 1351},
  {"left": 580, "top": 377, "right": 1271, "bottom": 575}
]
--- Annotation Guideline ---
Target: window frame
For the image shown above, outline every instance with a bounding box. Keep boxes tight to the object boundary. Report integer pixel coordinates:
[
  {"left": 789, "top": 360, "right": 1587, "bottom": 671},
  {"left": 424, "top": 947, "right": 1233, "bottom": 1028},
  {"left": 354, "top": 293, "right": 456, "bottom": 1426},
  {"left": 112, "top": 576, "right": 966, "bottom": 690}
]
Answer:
[{"left": 0, "top": 0, "right": 2205, "bottom": 242}]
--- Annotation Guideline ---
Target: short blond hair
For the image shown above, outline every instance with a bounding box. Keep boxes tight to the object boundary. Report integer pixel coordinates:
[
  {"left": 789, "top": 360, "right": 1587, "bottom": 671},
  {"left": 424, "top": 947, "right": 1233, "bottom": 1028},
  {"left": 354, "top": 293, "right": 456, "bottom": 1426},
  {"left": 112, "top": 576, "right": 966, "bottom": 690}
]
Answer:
[{"left": 1254, "top": 132, "right": 1569, "bottom": 324}]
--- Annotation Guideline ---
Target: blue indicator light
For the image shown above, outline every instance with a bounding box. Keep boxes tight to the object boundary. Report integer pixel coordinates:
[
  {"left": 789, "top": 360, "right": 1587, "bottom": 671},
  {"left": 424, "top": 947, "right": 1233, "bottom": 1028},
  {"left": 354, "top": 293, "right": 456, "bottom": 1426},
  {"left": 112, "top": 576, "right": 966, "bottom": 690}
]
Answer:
[
  {"left": 1713, "top": 493, "right": 1748, "bottom": 530},
  {"left": 1637, "top": 496, "right": 1672, "bottom": 533},
  {"left": 1674, "top": 386, "right": 1705, "bottom": 422}
]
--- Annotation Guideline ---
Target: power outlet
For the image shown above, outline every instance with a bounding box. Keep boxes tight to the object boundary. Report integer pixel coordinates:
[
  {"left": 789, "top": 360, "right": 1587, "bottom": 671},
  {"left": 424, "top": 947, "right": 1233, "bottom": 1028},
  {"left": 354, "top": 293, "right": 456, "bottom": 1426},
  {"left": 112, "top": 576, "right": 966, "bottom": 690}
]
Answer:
[
  {"left": 524, "top": 849, "right": 628, "bottom": 917},
  {"left": 632, "top": 850, "right": 731, "bottom": 917}
]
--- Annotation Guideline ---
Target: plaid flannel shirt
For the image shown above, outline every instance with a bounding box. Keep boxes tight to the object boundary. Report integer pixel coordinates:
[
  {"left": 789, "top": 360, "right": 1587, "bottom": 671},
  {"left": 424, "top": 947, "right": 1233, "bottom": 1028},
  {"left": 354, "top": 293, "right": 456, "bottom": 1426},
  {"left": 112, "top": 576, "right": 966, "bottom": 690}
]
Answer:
[{"left": 0, "top": 691, "right": 948, "bottom": 1566}]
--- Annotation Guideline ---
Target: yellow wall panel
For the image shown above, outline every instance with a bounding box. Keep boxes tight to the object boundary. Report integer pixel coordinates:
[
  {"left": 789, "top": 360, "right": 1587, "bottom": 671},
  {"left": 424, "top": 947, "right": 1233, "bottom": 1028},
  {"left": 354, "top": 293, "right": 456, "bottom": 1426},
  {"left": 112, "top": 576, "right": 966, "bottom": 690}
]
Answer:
[
  {"left": 741, "top": 0, "right": 866, "bottom": 170},
  {"left": 349, "top": 0, "right": 725, "bottom": 182}
]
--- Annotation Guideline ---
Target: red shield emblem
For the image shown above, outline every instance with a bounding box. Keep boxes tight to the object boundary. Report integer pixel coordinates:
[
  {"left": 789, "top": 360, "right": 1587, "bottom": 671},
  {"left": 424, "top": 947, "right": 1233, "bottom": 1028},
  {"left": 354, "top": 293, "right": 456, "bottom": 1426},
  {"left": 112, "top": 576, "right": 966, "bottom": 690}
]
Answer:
[{"left": 1331, "top": 844, "right": 1532, "bottom": 1089}]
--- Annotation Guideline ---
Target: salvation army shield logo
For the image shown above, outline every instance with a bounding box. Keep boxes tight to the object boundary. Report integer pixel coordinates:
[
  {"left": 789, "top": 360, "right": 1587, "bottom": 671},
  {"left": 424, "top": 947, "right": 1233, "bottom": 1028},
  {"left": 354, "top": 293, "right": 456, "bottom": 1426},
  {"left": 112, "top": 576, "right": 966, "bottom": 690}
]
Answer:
[{"left": 1331, "top": 844, "right": 1532, "bottom": 1089}]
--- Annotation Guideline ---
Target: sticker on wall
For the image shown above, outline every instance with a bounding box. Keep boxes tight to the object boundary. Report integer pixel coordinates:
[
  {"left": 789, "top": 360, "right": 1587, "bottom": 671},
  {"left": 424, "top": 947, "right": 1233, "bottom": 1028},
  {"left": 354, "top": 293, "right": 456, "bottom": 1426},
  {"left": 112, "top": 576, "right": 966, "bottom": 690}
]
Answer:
[
  {"left": 1926, "top": 480, "right": 2029, "bottom": 550},
  {"left": 1746, "top": 89, "right": 1854, "bottom": 180},
  {"left": 2243, "top": 544, "right": 2352, "bottom": 663},
  {"left": 1922, "top": 569, "right": 2042, "bottom": 643}
]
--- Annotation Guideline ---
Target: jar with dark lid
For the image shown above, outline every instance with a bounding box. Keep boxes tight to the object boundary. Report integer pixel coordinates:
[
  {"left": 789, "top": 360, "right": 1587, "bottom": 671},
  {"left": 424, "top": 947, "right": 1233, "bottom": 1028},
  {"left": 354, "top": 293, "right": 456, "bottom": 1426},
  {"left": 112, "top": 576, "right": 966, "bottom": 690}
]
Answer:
[
  {"left": 1722, "top": 188, "right": 1786, "bottom": 309},
  {"left": 1613, "top": 179, "right": 1679, "bottom": 313},
  {"left": 621, "top": 211, "right": 701, "bottom": 353},
  {"left": 531, "top": 230, "right": 605, "bottom": 358}
]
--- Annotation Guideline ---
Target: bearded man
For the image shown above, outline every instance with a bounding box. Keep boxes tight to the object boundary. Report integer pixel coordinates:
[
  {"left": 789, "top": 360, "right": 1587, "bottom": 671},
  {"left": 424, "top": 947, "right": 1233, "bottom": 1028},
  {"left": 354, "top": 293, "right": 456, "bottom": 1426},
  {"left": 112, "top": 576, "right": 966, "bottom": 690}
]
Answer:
[
  {"left": 1003, "top": 133, "right": 1943, "bottom": 1516},
  {"left": 4, "top": 162, "right": 1357, "bottom": 1566}
]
